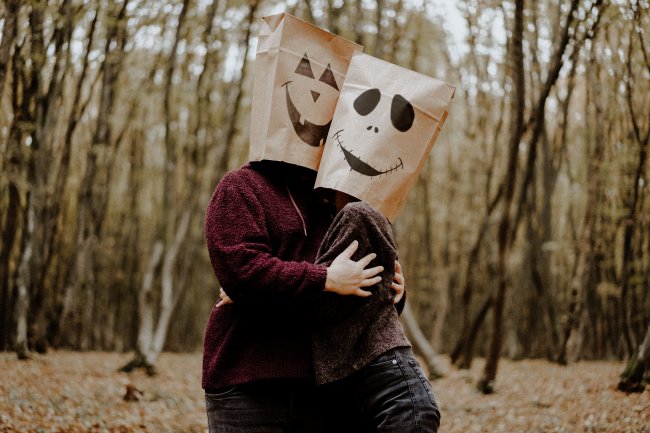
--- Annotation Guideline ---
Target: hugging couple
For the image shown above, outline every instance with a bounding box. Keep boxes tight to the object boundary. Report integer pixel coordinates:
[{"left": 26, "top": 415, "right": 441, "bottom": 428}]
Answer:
[{"left": 202, "top": 12, "right": 455, "bottom": 433}]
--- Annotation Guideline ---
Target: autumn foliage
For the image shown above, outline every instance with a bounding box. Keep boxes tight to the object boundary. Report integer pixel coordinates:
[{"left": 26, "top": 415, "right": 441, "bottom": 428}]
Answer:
[{"left": 1, "top": 352, "right": 648, "bottom": 433}]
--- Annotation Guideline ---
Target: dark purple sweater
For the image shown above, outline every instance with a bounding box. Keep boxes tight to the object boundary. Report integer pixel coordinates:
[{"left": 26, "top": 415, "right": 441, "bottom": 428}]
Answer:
[{"left": 202, "top": 161, "right": 332, "bottom": 389}]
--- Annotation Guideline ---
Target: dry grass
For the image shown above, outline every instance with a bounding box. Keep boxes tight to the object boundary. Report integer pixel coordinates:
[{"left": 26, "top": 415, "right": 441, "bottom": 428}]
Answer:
[{"left": 0, "top": 352, "right": 647, "bottom": 432}]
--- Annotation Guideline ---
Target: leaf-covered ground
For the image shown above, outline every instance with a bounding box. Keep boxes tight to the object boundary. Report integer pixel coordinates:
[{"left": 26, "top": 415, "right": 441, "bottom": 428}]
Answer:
[{"left": 0, "top": 352, "right": 647, "bottom": 432}]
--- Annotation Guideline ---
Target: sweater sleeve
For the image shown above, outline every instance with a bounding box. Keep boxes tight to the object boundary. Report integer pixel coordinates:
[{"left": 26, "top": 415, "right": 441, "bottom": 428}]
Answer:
[
  {"left": 312, "top": 201, "right": 399, "bottom": 323},
  {"left": 205, "top": 172, "right": 327, "bottom": 307}
]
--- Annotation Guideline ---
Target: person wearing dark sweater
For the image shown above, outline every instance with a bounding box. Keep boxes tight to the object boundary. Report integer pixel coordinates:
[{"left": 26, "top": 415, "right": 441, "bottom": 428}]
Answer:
[
  {"left": 203, "top": 161, "right": 401, "bottom": 432},
  {"left": 312, "top": 197, "right": 440, "bottom": 433}
]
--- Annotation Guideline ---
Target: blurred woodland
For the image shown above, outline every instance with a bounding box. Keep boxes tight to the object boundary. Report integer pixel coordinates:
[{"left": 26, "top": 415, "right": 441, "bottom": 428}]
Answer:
[{"left": 0, "top": 0, "right": 649, "bottom": 394}]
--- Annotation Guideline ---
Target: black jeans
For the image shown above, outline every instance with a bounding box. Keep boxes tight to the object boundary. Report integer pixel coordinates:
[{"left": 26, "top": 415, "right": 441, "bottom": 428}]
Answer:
[
  {"left": 321, "top": 347, "right": 441, "bottom": 433},
  {"left": 205, "top": 348, "right": 440, "bottom": 433},
  {"left": 205, "top": 380, "right": 328, "bottom": 433}
]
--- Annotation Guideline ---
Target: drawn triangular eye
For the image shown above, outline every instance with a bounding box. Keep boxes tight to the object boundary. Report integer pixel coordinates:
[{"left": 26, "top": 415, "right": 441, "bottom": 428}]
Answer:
[
  {"left": 353, "top": 88, "right": 381, "bottom": 116},
  {"left": 295, "top": 53, "right": 315, "bottom": 78},
  {"left": 318, "top": 63, "right": 338, "bottom": 90},
  {"left": 391, "top": 94, "right": 415, "bottom": 132}
]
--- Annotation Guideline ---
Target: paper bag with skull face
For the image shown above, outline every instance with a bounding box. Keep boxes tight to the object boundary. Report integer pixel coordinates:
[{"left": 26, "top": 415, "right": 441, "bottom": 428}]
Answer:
[
  {"left": 315, "top": 52, "right": 455, "bottom": 221},
  {"left": 249, "top": 13, "right": 362, "bottom": 170}
]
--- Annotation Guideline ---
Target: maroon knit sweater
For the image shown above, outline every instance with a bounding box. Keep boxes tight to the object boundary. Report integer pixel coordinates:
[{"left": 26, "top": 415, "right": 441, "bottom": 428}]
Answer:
[{"left": 202, "top": 161, "right": 332, "bottom": 389}]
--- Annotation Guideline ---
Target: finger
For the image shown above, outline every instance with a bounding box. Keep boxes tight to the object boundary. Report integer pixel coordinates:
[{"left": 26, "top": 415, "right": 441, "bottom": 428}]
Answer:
[
  {"left": 216, "top": 300, "right": 225, "bottom": 308},
  {"left": 393, "top": 272, "right": 404, "bottom": 285},
  {"left": 391, "top": 283, "right": 404, "bottom": 300},
  {"left": 391, "top": 283, "right": 404, "bottom": 304},
  {"left": 395, "top": 260, "right": 402, "bottom": 274},
  {"left": 362, "top": 265, "right": 384, "bottom": 278},
  {"left": 359, "top": 276, "right": 382, "bottom": 287},
  {"left": 357, "top": 252, "right": 377, "bottom": 268},
  {"left": 353, "top": 288, "right": 373, "bottom": 297},
  {"left": 341, "top": 240, "right": 359, "bottom": 259}
]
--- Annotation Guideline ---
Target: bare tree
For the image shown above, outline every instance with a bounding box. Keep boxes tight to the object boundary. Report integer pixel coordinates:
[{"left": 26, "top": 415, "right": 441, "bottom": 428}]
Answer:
[
  {"left": 120, "top": 0, "right": 193, "bottom": 374},
  {"left": 477, "top": 0, "right": 526, "bottom": 394},
  {"left": 617, "top": 0, "right": 650, "bottom": 385},
  {"left": 0, "top": 0, "right": 24, "bottom": 351},
  {"left": 0, "top": 0, "right": 20, "bottom": 102},
  {"left": 218, "top": 0, "right": 259, "bottom": 174},
  {"left": 58, "top": 0, "right": 131, "bottom": 350}
]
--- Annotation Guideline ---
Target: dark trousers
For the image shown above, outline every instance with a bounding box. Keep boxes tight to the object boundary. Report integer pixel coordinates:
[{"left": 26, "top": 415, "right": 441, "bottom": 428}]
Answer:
[
  {"left": 205, "top": 380, "right": 328, "bottom": 433},
  {"left": 321, "top": 347, "right": 440, "bottom": 433},
  {"left": 205, "top": 348, "right": 440, "bottom": 433}
]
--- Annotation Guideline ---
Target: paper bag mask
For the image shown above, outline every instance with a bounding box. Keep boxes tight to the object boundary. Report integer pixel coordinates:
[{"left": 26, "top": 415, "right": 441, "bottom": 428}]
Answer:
[
  {"left": 249, "top": 13, "right": 362, "bottom": 170},
  {"left": 315, "top": 52, "right": 456, "bottom": 222}
]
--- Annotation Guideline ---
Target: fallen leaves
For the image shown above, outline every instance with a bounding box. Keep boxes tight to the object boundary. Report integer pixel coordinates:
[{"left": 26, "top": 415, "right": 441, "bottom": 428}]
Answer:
[
  {"left": 0, "top": 352, "right": 647, "bottom": 432},
  {"left": 431, "top": 357, "right": 649, "bottom": 433},
  {"left": 0, "top": 352, "right": 205, "bottom": 433}
]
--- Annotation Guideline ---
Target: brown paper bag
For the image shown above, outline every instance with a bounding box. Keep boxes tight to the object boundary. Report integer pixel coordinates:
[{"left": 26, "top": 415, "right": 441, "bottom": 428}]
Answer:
[
  {"left": 315, "top": 52, "right": 456, "bottom": 221},
  {"left": 249, "top": 13, "right": 362, "bottom": 170}
]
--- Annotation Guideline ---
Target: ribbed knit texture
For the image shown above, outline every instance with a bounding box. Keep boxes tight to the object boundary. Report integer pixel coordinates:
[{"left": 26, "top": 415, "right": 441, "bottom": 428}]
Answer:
[
  {"left": 202, "top": 161, "right": 331, "bottom": 389},
  {"left": 312, "top": 201, "right": 411, "bottom": 384}
]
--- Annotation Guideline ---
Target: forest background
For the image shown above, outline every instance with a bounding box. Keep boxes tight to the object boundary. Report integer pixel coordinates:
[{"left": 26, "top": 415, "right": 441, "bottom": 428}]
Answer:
[{"left": 0, "top": 0, "right": 649, "bottom": 405}]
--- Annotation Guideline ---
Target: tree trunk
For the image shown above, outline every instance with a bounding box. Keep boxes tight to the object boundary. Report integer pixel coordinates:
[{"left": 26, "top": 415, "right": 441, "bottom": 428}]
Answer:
[
  {"left": 57, "top": 0, "right": 129, "bottom": 349},
  {"left": 402, "top": 302, "right": 444, "bottom": 379},
  {"left": 0, "top": 0, "right": 21, "bottom": 102},
  {"left": 0, "top": 183, "right": 19, "bottom": 351},
  {"left": 618, "top": 321, "right": 650, "bottom": 393},
  {"left": 619, "top": 9, "right": 650, "bottom": 358},
  {"left": 122, "top": 0, "right": 192, "bottom": 372},
  {"left": 219, "top": 0, "right": 259, "bottom": 174},
  {"left": 151, "top": 211, "right": 191, "bottom": 358},
  {"left": 478, "top": 0, "right": 525, "bottom": 394},
  {"left": 45, "top": 7, "right": 99, "bottom": 349},
  {"left": 28, "top": 0, "right": 76, "bottom": 354},
  {"left": 459, "top": 296, "right": 493, "bottom": 369},
  {"left": 15, "top": 205, "right": 34, "bottom": 359},
  {"left": 121, "top": 241, "right": 163, "bottom": 375},
  {"left": 121, "top": 212, "right": 190, "bottom": 374},
  {"left": 558, "top": 41, "right": 605, "bottom": 365},
  {"left": 10, "top": 0, "right": 48, "bottom": 359},
  {"left": 0, "top": 44, "right": 26, "bottom": 349}
]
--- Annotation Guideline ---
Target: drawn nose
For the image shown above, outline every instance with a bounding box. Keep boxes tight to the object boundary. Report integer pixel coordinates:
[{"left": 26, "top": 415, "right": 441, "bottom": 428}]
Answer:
[
  {"left": 310, "top": 90, "right": 320, "bottom": 102},
  {"left": 366, "top": 125, "right": 379, "bottom": 133}
]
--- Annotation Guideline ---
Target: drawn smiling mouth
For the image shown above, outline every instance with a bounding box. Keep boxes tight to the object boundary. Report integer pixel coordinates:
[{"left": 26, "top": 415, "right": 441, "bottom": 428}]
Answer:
[
  {"left": 283, "top": 81, "right": 331, "bottom": 147},
  {"left": 332, "top": 129, "right": 404, "bottom": 177}
]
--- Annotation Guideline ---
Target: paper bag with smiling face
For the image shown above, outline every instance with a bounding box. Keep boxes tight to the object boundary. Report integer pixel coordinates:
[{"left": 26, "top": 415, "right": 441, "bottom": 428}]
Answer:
[
  {"left": 249, "top": 13, "right": 362, "bottom": 170},
  {"left": 315, "top": 52, "right": 456, "bottom": 222}
]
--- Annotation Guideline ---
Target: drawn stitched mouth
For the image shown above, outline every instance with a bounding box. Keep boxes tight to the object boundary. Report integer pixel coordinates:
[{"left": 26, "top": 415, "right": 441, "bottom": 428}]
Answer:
[
  {"left": 332, "top": 129, "right": 404, "bottom": 177},
  {"left": 282, "top": 81, "right": 331, "bottom": 147}
]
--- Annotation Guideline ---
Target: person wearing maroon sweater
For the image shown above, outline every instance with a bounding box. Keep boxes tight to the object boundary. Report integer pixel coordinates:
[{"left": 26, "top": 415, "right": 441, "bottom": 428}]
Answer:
[{"left": 203, "top": 160, "right": 403, "bottom": 432}]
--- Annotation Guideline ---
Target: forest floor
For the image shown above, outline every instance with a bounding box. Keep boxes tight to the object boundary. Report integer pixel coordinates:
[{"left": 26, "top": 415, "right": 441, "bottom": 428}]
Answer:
[{"left": 0, "top": 352, "right": 648, "bottom": 433}]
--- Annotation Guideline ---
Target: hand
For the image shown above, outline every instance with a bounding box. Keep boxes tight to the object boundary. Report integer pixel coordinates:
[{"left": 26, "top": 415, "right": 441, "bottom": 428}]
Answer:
[
  {"left": 215, "top": 287, "right": 234, "bottom": 308},
  {"left": 325, "top": 240, "right": 384, "bottom": 297},
  {"left": 391, "top": 260, "right": 405, "bottom": 304}
]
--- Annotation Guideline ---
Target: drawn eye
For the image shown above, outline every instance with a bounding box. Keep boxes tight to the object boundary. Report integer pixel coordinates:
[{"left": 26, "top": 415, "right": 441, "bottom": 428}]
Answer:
[
  {"left": 353, "top": 88, "right": 381, "bottom": 116},
  {"left": 295, "top": 53, "right": 314, "bottom": 78},
  {"left": 390, "top": 94, "right": 414, "bottom": 132},
  {"left": 318, "top": 63, "right": 338, "bottom": 90}
]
